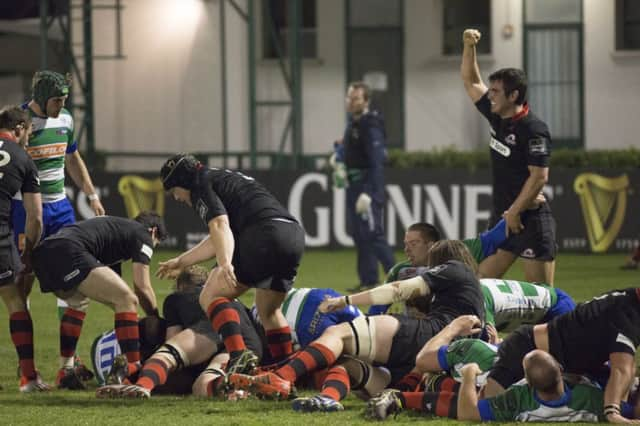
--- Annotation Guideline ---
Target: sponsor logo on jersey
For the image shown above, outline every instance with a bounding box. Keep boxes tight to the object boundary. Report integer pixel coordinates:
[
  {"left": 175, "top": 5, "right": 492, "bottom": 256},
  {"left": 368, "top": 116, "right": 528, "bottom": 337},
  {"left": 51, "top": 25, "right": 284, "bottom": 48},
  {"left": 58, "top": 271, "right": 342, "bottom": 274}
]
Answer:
[
  {"left": 27, "top": 143, "right": 67, "bottom": 160},
  {"left": 505, "top": 133, "right": 517, "bottom": 145},
  {"left": 196, "top": 199, "right": 208, "bottom": 221},
  {"left": 528, "top": 138, "right": 549, "bottom": 155},
  {"left": 56, "top": 129, "right": 68, "bottom": 135},
  {"left": 64, "top": 269, "right": 80, "bottom": 282},
  {"left": 140, "top": 243, "right": 153, "bottom": 259},
  {"left": 490, "top": 137, "right": 511, "bottom": 157},
  {"left": 521, "top": 248, "right": 536, "bottom": 258}
]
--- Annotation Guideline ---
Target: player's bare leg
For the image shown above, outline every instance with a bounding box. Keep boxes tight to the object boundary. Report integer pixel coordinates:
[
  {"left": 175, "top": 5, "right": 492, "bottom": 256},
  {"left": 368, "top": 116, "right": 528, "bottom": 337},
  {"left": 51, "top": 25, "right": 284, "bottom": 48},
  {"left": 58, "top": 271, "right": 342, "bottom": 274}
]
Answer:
[
  {"left": 522, "top": 258, "right": 555, "bottom": 285},
  {"left": 199, "top": 267, "right": 255, "bottom": 373},
  {"left": 255, "top": 288, "right": 293, "bottom": 362},
  {"left": 76, "top": 267, "right": 143, "bottom": 381},
  {"left": 478, "top": 249, "right": 517, "bottom": 279}
]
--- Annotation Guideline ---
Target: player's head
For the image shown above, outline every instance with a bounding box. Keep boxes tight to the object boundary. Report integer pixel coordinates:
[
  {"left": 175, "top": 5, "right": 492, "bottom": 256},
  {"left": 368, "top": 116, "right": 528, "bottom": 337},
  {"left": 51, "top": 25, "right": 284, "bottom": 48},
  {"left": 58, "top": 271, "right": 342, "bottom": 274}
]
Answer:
[
  {"left": 134, "top": 210, "right": 168, "bottom": 246},
  {"left": 161, "top": 153, "right": 202, "bottom": 205},
  {"left": 175, "top": 265, "right": 209, "bottom": 292},
  {"left": 346, "top": 81, "right": 370, "bottom": 116},
  {"left": 426, "top": 239, "right": 478, "bottom": 275},
  {"left": 31, "top": 70, "right": 70, "bottom": 118},
  {"left": 405, "top": 223, "right": 441, "bottom": 266},
  {"left": 0, "top": 105, "right": 32, "bottom": 147},
  {"left": 522, "top": 349, "right": 563, "bottom": 394},
  {"left": 488, "top": 68, "right": 527, "bottom": 115}
]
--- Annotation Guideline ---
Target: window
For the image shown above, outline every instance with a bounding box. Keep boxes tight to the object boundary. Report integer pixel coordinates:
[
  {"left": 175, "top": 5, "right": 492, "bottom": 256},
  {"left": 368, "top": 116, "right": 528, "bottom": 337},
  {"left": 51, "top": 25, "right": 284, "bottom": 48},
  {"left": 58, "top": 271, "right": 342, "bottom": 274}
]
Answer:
[
  {"left": 263, "top": 0, "right": 317, "bottom": 59},
  {"left": 616, "top": 0, "right": 640, "bottom": 50},
  {"left": 443, "top": 0, "right": 491, "bottom": 55}
]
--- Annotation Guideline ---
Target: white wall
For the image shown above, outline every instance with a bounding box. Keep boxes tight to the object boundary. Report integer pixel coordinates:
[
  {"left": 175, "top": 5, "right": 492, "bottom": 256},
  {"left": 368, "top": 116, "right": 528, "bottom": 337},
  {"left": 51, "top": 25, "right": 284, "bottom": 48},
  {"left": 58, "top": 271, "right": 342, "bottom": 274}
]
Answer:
[
  {"left": 87, "top": 0, "right": 640, "bottom": 171},
  {"left": 404, "top": 0, "right": 522, "bottom": 151},
  {"left": 583, "top": 0, "right": 640, "bottom": 149}
]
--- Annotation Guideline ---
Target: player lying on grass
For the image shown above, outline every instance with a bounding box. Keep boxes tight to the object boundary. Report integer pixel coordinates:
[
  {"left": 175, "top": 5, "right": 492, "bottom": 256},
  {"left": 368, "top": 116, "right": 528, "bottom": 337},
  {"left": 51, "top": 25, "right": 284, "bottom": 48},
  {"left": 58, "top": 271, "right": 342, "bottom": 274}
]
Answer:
[
  {"left": 31, "top": 212, "right": 166, "bottom": 388},
  {"left": 95, "top": 265, "right": 265, "bottom": 399},
  {"left": 227, "top": 241, "right": 486, "bottom": 410},
  {"left": 367, "top": 349, "right": 640, "bottom": 422},
  {"left": 369, "top": 220, "right": 574, "bottom": 330}
]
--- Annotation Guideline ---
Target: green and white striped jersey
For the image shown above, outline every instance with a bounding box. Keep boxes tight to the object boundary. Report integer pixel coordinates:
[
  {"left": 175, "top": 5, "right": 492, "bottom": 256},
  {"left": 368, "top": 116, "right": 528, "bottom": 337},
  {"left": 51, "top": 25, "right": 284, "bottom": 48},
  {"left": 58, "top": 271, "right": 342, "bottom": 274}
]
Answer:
[
  {"left": 480, "top": 279, "right": 557, "bottom": 332},
  {"left": 479, "top": 379, "right": 605, "bottom": 422},
  {"left": 24, "top": 107, "right": 74, "bottom": 202}
]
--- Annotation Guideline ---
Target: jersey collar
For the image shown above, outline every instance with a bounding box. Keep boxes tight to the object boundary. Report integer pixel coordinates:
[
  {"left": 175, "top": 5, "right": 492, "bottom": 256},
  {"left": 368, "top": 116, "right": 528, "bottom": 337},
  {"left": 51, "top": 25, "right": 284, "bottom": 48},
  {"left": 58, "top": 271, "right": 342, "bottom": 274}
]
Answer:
[
  {"left": 533, "top": 382, "right": 571, "bottom": 408},
  {"left": 0, "top": 131, "right": 17, "bottom": 142},
  {"left": 511, "top": 103, "right": 530, "bottom": 122}
]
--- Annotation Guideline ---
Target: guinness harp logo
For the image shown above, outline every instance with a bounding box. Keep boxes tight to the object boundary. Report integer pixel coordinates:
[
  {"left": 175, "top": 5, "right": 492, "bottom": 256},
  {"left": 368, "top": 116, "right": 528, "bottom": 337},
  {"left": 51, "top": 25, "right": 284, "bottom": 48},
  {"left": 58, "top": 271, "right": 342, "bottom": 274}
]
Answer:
[
  {"left": 118, "top": 175, "right": 166, "bottom": 219},
  {"left": 574, "top": 173, "right": 629, "bottom": 253}
]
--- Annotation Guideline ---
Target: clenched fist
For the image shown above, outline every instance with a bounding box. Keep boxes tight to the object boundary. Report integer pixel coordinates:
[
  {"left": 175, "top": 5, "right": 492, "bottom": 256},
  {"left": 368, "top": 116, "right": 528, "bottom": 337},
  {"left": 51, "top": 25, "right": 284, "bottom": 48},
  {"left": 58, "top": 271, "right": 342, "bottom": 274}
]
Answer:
[{"left": 463, "top": 29, "right": 481, "bottom": 46}]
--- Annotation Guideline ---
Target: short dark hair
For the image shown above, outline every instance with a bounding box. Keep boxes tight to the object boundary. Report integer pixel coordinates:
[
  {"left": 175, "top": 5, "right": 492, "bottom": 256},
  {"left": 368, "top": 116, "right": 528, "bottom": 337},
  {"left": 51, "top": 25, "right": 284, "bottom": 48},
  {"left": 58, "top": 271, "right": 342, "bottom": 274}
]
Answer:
[
  {"left": 407, "top": 223, "right": 441, "bottom": 243},
  {"left": 489, "top": 68, "right": 528, "bottom": 105},
  {"left": 160, "top": 153, "right": 202, "bottom": 191},
  {"left": 427, "top": 239, "right": 478, "bottom": 274},
  {"left": 134, "top": 210, "right": 168, "bottom": 241},
  {"left": 0, "top": 105, "right": 31, "bottom": 131},
  {"left": 348, "top": 81, "right": 371, "bottom": 102}
]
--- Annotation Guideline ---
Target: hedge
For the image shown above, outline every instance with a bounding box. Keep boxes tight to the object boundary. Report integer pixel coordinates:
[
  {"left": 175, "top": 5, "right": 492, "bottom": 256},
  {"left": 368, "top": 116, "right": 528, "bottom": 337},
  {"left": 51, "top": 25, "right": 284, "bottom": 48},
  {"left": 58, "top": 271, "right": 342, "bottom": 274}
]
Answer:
[{"left": 386, "top": 147, "right": 640, "bottom": 170}]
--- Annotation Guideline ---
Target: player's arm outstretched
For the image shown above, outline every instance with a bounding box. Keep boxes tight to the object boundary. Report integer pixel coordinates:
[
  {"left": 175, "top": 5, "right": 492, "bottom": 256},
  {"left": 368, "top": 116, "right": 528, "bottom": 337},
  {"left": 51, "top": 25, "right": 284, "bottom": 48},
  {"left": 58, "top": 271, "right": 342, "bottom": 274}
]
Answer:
[
  {"left": 461, "top": 29, "right": 488, "bottom": 103},
  {"left": 320, "top": 275, "right": 429, "bottom": 313}
]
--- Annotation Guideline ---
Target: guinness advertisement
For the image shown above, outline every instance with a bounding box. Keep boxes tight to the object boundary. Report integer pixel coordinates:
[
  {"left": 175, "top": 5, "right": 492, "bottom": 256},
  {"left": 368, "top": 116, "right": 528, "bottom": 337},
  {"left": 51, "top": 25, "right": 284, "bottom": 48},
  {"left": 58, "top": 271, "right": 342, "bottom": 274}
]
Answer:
[{"left": 67, "top": 169, "right": 639, "bottom": 253}]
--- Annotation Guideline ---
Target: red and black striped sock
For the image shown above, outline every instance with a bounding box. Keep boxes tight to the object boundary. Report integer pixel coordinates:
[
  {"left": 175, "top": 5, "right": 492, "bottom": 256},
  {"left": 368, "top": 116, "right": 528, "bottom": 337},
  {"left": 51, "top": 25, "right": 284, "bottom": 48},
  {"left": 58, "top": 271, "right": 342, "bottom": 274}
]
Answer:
[
  {"left": 266, "top": 326, "right": 293, "bottom": 362},
  {"left": 320, "top": 365, "right": 350, "bottom": 401},
  {"left": 60, "top": 308, "right": 86, "bottom": 360},
  {"left": 275, "top": 342, "right": 336, "bottom": 383},
  {"left": 400, "top": 391, "right": 458, "bottom": 418},
  {"left": 115, "top": 312, "right": 140, "bottom": 369},
  {"left": 136, "top": 358, "right": 170, "bottom": 391},
  {"left": 207, "top": 298, "right": 246, "bottom": 359},
  {"left": 426, "top": 375, "right": 460, "bottom": 393},
  {"left": 393, "top": 371, "right": 423, "bottom": 392},
  {"left": 10, "top": 311, "right": 36, "bottom": 379}
]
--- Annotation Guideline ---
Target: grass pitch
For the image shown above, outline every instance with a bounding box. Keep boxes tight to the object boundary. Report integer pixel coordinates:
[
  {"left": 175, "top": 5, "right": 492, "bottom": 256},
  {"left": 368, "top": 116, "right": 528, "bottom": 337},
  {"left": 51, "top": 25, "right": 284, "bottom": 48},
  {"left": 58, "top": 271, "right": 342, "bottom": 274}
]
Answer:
[{"left": 0, "top": 249, "right": 637, "bottom": 425}]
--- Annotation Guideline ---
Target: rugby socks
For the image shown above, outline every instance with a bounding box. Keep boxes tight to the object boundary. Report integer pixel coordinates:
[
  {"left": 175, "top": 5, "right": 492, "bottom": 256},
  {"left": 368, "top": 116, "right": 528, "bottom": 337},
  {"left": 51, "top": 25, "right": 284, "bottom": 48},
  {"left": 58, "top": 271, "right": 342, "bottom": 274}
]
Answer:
[
  {"left": 115, "top": 312, "right": 141, "bottom": 373},
  {"left": 319, "top": 365, "right": 350, "bottom": 401},
  {"left": 60, "top": 308, "right": 86, "bottom": 368},
  {"left": 393, "top": 371, "right": 422, "bottom": 392},
  {"left": 400, "top": 391, "right": 458, "bottom": 419},
  {"left": 423, "top": 374, "right": 460, "bottom": 393},
  {"left": 136, "top": 358, "right": 170, "bottom": 391},
  {"left": 10, "top": 311, "right": 36, "bottom": 379},
  {"left": 266, "top": 326, "right": 293, "bottom": 362},
  {"left": 206, "top": 298, "right": 246, "bottom": 359},
  {"left": 275, "top": 342, "right": 336, "bottom": 383}
]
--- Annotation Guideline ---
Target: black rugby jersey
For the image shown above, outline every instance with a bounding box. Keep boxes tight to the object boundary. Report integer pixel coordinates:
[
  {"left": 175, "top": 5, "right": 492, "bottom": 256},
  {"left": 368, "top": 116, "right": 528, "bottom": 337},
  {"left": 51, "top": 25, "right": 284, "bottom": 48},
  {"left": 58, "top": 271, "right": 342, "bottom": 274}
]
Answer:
[
  {"left": 475, "top": 93, "right": 552, "bottom": 215},
  {"left": 548, "top": 288, "right": 640, "bottom": 374},
  {"left": 47, "top": 216, "right": 154, "bottom": 266},
  {"left": 0, "top": 135, "right": 39, "bottom": 238},
  {"left": 419, "top": 260, "right": 485, "bottom": 327},
  {"left": 190, "top": 167, "right": 296, "bottom": 233},
  {"left": 163, "top": 286, "right": 206, "bottom": 328}
]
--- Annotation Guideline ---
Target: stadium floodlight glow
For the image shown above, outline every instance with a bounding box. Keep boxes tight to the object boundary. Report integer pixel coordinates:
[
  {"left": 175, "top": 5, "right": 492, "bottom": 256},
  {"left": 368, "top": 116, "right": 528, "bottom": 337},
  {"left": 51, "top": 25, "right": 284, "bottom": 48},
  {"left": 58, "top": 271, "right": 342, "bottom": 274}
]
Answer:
[{"left": 158, "top": 0, "right": 204, "bottom": 34}]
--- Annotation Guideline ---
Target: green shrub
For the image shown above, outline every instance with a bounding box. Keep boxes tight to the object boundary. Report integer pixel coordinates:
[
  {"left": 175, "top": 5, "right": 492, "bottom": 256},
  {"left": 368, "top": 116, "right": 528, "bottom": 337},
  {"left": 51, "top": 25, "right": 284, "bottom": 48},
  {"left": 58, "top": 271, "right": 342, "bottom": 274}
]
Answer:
[{"left": 386, "top": 147, "right": 640, "bottom": 170}]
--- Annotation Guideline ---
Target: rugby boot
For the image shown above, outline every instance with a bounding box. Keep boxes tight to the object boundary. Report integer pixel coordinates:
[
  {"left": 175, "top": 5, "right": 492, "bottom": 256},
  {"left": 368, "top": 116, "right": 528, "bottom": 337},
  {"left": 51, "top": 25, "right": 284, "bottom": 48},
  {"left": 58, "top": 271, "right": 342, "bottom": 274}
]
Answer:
[
  {"left": 56, "top": 367, "right": 87, "bottom": 390},
  {"left": 291, "top": 395, "right": 344, "bottom": 412},
  {"left": 226, "top": 371, "right": 295, "bottom": 400},
  {"left": 19, "top": 372, "right": 52, "bottom": 393},
  {"left": 366, "top": 389, "right": 404, "bottom": 420}
]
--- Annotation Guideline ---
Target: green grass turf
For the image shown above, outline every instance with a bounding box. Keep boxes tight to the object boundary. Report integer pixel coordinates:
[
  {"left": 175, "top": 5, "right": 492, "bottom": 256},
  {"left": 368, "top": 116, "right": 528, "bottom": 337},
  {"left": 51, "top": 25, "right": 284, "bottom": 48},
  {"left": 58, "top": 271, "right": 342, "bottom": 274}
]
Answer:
[{"left": 0, "top": 249, "right": 638, "bottom": 425}]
